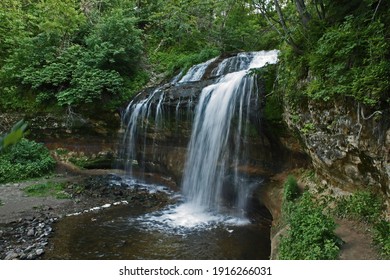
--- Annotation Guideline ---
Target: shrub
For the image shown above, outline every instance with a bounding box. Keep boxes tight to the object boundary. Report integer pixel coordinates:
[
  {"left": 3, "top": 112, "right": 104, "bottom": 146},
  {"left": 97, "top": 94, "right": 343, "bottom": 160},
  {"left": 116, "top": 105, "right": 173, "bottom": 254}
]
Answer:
[
  {"left": 279, "top": 192, "right": 341, "bottom": 260},
  {"left": 335, "top": 191, "right": 383, "bottom": 223},
  {"left": 335, "top": 190, "right": 388, "bottom": 258},
  {"left": 373, "top": 220, "right": 390, "bottom": 259},
  {"left": 283, "top": 175, "right": 300, "bottom": 202},
  {"left": 0, "top": 139, "right": 56, "bottom": 183}
]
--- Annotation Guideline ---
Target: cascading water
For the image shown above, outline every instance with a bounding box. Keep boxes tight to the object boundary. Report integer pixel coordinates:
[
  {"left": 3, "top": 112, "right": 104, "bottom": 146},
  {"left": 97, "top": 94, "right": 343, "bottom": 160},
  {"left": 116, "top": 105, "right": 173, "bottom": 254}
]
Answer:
[
  {"left": 180, "top": 50, "right": 278, "bottom": 221},
  {"left": 120, "top": 50, "right": 278, "bottom": 229},
  {"left": 45, "top": 51, "right": 279, "bottom": 260},
  {"left": 178, "top": 57, "right": 217, "bottom": 83}
]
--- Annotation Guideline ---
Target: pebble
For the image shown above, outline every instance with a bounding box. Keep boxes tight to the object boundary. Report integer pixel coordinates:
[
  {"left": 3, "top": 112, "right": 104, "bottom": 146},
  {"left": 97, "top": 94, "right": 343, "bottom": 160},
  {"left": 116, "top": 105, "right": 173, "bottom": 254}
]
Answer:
[
  {"left": 5, "top": 251, "right": 19, "bottom": 260},
  {"left": 27, "top": 229, "right": 35, "bottom": 236},
  {"left": 36, "top": 249, "right": 44, "bottom": 256}
]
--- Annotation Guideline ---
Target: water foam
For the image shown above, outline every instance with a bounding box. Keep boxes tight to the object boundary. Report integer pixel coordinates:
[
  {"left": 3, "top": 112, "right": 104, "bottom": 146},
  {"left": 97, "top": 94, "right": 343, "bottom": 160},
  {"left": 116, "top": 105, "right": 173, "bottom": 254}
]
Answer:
[{"left": 135, "top": 202, "right": 250, "bottom": 235}]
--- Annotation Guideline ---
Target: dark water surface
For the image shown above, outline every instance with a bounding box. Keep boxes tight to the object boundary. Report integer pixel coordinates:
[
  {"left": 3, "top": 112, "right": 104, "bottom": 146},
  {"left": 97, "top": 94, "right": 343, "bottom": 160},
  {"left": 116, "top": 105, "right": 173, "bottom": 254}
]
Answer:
[{"left": 45, "top": 202, "right": 271, "bottom": 260}]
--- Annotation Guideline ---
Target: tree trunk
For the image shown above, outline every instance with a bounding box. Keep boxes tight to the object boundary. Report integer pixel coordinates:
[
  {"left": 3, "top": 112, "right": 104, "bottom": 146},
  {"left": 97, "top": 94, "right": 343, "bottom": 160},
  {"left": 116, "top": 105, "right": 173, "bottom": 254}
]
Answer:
[
  {"left": 273, "top": 0, "right": 303, "bottom": 54},
  {"left": 295, "top": 0, "right": 311, "bottom": 27}
]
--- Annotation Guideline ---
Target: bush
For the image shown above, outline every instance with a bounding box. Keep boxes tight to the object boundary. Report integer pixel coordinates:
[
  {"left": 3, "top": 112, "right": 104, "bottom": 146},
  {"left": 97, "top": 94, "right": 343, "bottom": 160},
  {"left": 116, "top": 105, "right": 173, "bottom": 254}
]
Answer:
[
  {"left": 0, "top": 139, "right": 56, "bottom": 183},
  {"left": 283, "top": 175, "right": 300, "bottom": 202},
  {"left": 335, "top": 191, "right": 383, "bottom": 223},
  {"left": 279, "top": 192, "right": 341, "bottom": 260},
  {"left": 373, "top": 220, "right": 390, "bottom": 259},
  {"left": 335, "top": 190, "right": 388, "bottom": 258}
]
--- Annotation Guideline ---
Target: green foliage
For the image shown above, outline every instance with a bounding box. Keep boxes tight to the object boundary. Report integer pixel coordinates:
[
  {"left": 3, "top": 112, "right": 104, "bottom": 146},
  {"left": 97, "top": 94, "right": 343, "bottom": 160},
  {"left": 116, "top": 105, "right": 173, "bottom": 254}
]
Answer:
[
  {"left": 0, "top": 1, "right": 144, "bottom": 111},
  {"left": 300, "top": 122, "right": 315, "bottom": 135},
  {"left": 283, "top": 175, "right": 300, "bottom": 202},
  {"left": 335, "top": 190, "right": 388, "bottom": 258},
  {"left": 0, "top": 0, "right": 280, "bottom": 113},
  {"left": 308, "top": 17, "right": 389, "bottom": 106},
  {"left": 335, "top": 191, "right": 383, "bottom": 223},
  {"left": 373, "top": 220, "right": 390, "bottom": 259},
  {"left": 274, "top": 2, "right": 390, "bottom": 109},
  {"left": 0, "top": 119, "right": 28, "bottom": 152},
  {"left": 279, "top": 192, "right": 341, "bottom": 260},
  {"left": 151, "top": 47, "right": 220, "bottom": 77},
  {"left": 0, "top": 139, "right": 56, "bottom": 183},
  {"left": 23, "top": 182, "right": 71, "bottom": 199}
]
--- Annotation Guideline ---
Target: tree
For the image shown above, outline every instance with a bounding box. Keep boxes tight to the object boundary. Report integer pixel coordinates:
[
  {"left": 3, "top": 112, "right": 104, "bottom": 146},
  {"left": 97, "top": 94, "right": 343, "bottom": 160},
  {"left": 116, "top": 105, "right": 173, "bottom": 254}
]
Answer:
[{"left": 0, "top": 0, "right": 144, "bottom": 110}]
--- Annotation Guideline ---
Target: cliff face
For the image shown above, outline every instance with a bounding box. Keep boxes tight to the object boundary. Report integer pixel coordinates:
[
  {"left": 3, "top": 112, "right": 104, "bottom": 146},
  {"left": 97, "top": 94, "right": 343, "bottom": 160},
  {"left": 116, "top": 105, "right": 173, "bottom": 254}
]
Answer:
[{"left": 284, "top": 98, "right": 390, "bottom": 200}]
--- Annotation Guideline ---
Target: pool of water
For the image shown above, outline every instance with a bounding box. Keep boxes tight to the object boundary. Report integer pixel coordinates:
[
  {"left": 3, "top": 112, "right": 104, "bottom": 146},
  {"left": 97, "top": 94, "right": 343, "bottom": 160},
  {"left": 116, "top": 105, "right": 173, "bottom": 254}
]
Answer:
[{"left": 44, "top": 179, "right": 271, "bottom": 260}]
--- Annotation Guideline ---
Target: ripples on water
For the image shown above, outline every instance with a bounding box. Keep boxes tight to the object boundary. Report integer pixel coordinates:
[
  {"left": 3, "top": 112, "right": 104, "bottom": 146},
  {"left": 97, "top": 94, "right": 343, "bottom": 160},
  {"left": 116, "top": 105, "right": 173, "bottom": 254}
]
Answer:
[{"left": 45, "top": 179, "right": 271, "bottom": 260}]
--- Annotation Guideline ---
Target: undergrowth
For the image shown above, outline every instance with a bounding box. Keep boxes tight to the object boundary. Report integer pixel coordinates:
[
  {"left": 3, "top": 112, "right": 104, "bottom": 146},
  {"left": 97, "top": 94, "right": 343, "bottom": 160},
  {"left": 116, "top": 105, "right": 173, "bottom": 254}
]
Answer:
[
  {"left": 278, "top": 176, "right": 341, "bottom": 260},
  {"left": 334, "top": 190, "right": 389, "bottom": 259},
  {"left": 23, "top": 182, "right": 71, "bottom": 199},
  {"left": 0, "top": 139, "right": 56, "bottom": 184}
]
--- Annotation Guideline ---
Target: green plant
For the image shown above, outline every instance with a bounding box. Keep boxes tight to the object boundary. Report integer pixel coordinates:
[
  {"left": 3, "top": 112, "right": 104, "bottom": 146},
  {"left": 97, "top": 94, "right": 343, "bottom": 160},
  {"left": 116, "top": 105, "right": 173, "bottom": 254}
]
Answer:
[
  {"left": 23, "top": 182, "right": 71, "bottom": 199},
  {"left": 279, "top": 191, "right": 341, "bottom": 260},
  {"left": 373, "top": 220, "right": 390, "bottom": 259},
  {"left": 335, "top": 190, "right": 388, "bottom": 258},
  {"left": 301, "top": 122, "right": 315, "bottom": 135},
  {"left": 0, "top": 139, "right": 56, "bottom": 183},
  {"left": 0, "top": 119, "right": 28, "bottom": 152},
  {"left": 283, "top": 175, "right": 300, "bottom": 202},
  {"left": 335, "top": 191, "right": 383, "bottom": 223},
  {"left": 55, "top": 148, "right": 70, "bottom": 156},
  {"left": 69, "top": 155, "right": 90, "bottom": 169}
]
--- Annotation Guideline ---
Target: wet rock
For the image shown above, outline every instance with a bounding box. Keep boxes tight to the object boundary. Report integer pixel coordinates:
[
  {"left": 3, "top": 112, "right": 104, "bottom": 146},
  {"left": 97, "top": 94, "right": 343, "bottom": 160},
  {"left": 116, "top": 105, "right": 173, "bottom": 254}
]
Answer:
[
  {"left": 27, "top": 253, "right": 36, "bottom": 260},
  {"left": 5, "top": 251, "right": 19, "bottom": 260},
  {"left": 27, "top": 229, "right": 35, "bottom": 237},
  {"left": 36, "top": 249, "right": 44, "bottom": 256}
]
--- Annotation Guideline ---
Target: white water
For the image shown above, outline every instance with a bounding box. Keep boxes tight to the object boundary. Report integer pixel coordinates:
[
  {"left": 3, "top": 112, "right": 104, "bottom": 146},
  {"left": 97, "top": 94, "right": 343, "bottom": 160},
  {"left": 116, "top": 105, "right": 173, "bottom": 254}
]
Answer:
[
  {"left": 122, "top": 50, "right": 278, "bottom": 230},
  {"left": 179, "top": 57, "right": 217, "bottom": 83},
  {"left": 120, "top": 88, "right": 166, "bottom": 176},
  {"left": 181, "top": 51, "right": 278, "bottom": 213}
]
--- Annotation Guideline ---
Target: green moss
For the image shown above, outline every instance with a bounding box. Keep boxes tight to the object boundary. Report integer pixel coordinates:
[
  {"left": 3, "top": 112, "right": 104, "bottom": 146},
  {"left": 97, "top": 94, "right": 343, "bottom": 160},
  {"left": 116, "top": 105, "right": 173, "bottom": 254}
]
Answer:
[
  {"left": 300, "top": 122, "right": 315, "bottom": 135},
  {"left": 23, "top": 182, "right": 71, "bottom": 199}
]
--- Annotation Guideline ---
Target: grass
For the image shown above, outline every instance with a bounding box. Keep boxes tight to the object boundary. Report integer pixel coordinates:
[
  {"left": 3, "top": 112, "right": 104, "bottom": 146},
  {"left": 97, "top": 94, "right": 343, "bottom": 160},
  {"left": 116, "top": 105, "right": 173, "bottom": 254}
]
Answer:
[
  {"left": 334, "top": 190, "right": 389, "bottom": 259},
  {"left": 278, "top": 175, "right": 341, "bottom": 260},
  {"left": 23, "top": 182, "right": 71, "bottom": 199}
]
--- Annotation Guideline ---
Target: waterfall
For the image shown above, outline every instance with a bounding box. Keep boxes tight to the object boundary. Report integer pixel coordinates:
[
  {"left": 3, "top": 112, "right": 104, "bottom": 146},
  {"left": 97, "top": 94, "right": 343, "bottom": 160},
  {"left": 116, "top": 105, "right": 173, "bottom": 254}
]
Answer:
[
  {"left": 120, "top": 88, "right": 165, "bottom": 176},
  {"left": 120, "top": 50, "right": 278, "bottom": 225},
  {"left": 182, "top": 51, "right": 278, "bottom": 216},
  {"left": 178, "top": 57, "right": 217, "bottom": 83}
]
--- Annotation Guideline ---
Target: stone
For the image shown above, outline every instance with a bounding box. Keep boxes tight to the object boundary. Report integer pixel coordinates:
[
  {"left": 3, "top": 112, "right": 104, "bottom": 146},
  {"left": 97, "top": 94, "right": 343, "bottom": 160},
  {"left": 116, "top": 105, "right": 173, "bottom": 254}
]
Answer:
[
  {"left": 4, "top": 251, "right": 19, "bottom": 260},
  {"left": 35, "top": 249, "right": 44, "bottom": 256},
  {"left": 27, "top": 253, "right": 36, "bottom": 260},
  {"left": 27, "top": 229, "right": 35, "bottom": 237},
  {"left": 344, "top": 165, "right": 360, "bottom": 180}
]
